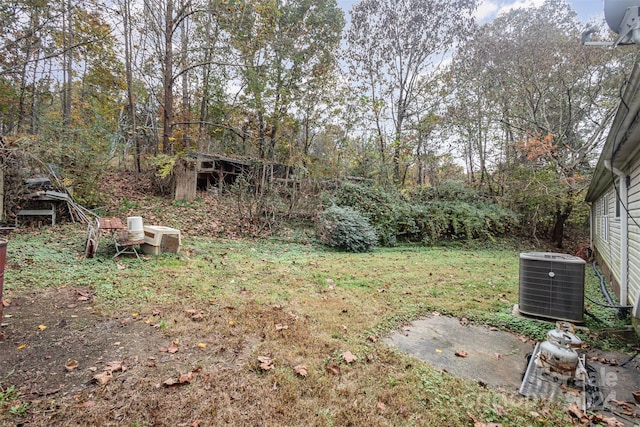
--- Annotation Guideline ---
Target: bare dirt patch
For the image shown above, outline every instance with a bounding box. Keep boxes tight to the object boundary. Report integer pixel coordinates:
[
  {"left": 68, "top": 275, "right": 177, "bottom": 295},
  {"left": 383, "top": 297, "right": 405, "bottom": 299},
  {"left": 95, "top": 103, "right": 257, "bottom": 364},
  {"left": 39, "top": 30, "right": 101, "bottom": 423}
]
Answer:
[{"left": 0, "top": 287, "right": 274, "bottom": 426}]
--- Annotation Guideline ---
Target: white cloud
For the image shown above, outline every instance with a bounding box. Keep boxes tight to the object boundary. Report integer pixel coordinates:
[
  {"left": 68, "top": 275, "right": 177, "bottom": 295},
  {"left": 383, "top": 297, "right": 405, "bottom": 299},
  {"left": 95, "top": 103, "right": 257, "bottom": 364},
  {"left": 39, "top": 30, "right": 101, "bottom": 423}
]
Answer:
[
  {"left": 475, "top": 1, "right": 499, "bottom": 21},
  {"left": 497, "top": 0, "right": 545, "bottom": 16}
]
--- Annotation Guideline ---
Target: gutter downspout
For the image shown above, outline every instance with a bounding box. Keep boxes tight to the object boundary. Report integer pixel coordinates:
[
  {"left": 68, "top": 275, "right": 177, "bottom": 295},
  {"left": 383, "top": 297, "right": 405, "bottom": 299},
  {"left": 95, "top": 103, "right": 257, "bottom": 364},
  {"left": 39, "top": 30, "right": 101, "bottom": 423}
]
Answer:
[{"left": 604, "top": 160, "right": 628, "bottom": 306}]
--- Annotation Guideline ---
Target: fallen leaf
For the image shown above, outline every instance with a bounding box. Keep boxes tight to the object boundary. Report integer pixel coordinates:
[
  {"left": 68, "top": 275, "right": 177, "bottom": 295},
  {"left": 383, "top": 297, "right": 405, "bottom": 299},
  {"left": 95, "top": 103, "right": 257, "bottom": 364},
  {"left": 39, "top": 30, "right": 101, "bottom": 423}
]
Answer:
[
  {"left": 293, "top": 365, "right": 307, "bottom": 377},
  {"left": 566, "top": 402, "right": 588, "bottom": 423},
  {"left": 435, "top": 348, "right": 442, "bottom": 353},
  {"left": 65, "top": 360, "right": 79, "bottom": 371},
  {"left": 162, "top": 378, "right": 179, "bottom": 387},
  {"left": 367, "top": 335, "right": 378, "bottom": 342},
  {"left": 105, "top": 361, "right": 125, "bottom": 373},
  {"left": 325, "top": 365, "right": 340, "bottom": 375},
  {"left": 153, "top": 308, "right": 162, "bottom": 315},
  {"left": 275, "top": 323, "right": 288, "bottom": 331},
  {"left": 377, "top": 401, "right": 386, "bottom": 412},
  {"left": 560, "top": 384, "right": 580, "bottom": 397},
  {"left": 93, "top": 371, "right": 112, "bottom": 385},
  {"left": 258, "top": 356, "right": 274, "bottom": 371},
  {"left": 116, "top": 263, "right": 126, "bottom": 270},
  {"left": 168, "top": 342, "right": 179, "bottom": 354},
  {"left": 228, "top": 320, "right": 235, "bottom": 326},
  {"left": 17, "top": 344, "right": 26, "bottom": 350},
  {"left": 197, "top": 342, "right": 207, "bottom": 349},
  {"left": 460, "top": 317, "right": 469, "bottom": 326},
  {"left": 2, "top": 299, "right": 11, "bottom": 307},
  {"left": 342, "top": 351, "right": 357, "bottom": 364},
  {"left": 455, "top": 350, "right": 468, "bottom": 358},
  {"left": 633, "top": 391, "right": 640, "bottom": 403},
  {"left": 495, "top": 353, "right": 503, "bottom": 360},
  {"left": 38, "top": 324, "right": 47, "bottom": 331},
  {"left": 76, "top": 400, "right": 96, "bottom": 408},
  {"left": 179, "top": 372, "right": 193, "bottom": 383}
]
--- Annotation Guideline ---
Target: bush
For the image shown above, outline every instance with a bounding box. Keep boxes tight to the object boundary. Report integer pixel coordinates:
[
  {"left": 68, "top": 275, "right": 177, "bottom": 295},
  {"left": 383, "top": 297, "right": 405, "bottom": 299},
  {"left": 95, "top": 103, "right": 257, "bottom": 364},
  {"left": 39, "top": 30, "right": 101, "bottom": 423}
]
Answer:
[
  {"left": 323, "top": 182, "right": 518, "bottom": 246},
  {"left": 316, "top": 205, "right": 377, "bottom": 252}
]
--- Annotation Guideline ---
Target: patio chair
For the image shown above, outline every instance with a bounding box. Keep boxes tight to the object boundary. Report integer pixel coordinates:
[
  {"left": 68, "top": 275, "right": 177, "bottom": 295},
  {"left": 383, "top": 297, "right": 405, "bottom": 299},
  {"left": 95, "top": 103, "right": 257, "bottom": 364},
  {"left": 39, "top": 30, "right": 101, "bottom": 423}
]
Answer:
[{"left": 113, "top": 228, "right": 144, "bottom": 259}]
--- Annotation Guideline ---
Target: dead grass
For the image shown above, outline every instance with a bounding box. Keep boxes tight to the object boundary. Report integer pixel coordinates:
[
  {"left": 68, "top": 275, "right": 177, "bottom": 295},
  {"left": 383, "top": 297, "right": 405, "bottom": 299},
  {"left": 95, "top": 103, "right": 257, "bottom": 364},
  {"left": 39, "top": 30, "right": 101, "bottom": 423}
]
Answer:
[{"left": 0, "top": 222, "right": 579, "bottom": 426}]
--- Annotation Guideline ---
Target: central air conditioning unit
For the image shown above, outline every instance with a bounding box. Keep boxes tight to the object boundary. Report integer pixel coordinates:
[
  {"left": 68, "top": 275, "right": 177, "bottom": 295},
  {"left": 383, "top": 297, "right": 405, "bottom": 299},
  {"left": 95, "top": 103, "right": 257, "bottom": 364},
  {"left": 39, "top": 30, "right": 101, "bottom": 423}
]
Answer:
[{"left": 518, "top": 252, "right": 586, "bottom": 323}]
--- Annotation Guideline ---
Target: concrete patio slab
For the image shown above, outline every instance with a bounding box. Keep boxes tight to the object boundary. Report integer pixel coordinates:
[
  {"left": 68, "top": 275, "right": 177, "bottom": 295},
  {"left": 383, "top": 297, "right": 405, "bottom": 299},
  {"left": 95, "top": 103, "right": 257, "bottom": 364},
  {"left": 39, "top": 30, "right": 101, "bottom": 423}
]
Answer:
[{"left": 384, "top": 315, "right": 640, "bottom": 426}]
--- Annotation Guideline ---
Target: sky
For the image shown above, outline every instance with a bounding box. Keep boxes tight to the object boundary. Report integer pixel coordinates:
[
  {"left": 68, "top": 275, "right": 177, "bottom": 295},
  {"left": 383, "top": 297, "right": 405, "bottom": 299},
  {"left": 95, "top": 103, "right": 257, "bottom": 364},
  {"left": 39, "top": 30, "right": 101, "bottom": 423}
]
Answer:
[{"left": 337, "top": 0, "right": 606, "bottom": 25}]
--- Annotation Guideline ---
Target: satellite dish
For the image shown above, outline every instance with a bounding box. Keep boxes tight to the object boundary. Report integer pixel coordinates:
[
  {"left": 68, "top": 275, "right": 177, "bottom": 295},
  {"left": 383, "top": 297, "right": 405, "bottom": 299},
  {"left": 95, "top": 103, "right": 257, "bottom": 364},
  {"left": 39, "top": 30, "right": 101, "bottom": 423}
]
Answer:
[{"left": 603, "top": 0, "right": 640, "bottom": 45}]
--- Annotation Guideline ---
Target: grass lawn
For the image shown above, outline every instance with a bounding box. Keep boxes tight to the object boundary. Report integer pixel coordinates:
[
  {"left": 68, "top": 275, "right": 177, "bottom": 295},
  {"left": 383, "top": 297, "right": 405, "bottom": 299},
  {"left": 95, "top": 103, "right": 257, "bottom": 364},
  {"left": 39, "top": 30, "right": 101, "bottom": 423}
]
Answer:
[{"left": 0, "top": 223, "right": 630, "bottom": 426}]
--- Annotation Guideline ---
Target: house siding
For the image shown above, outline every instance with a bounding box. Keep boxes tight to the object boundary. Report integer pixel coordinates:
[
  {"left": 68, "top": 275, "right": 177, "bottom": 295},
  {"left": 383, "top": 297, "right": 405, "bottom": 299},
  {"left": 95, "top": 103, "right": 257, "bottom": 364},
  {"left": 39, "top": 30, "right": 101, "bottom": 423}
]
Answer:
[
  {"left": 594, "top": 188, "right": 622, "bottom": 290},
  {"left": 592, "top": 160, "right": 640, "bottom": 307},
  {"left": 627, "top": 163, "right": 640, "bottom": 305},
  {"left": 586, "top": 61, "right": 640, "bottom": 327}
]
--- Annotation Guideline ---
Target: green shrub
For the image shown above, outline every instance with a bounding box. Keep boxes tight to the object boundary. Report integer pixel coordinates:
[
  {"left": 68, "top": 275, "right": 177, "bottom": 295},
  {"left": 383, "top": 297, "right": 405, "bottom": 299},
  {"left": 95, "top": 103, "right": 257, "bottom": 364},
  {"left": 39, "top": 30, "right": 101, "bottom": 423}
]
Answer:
[
  {"left": 324, "top": 182, "right": 518, "bottom": 246},
  {"left": 316, "top": 205, "right": 377, "bottom": 252}
]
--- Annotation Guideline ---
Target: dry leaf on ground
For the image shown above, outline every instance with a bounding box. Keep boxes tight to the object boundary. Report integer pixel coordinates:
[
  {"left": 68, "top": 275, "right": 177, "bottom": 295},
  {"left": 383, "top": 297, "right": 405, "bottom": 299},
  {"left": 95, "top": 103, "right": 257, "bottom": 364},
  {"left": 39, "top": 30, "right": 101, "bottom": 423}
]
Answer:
[
  {"left": 258, "top": 356, "right": 274, "bottom": 371},
  {"left": 455, "top": 350, "right": 468, "bottom": 358},
  {"left": 65, "top": 360, "right": 79, "bottom": 371},
  {"left": 92, "top": 371, "right": 112, "bottom": 385},
  {"left": 179, "top": 372, "right": 193, "bottom": 383},
  {"left": 105, "top": 361, "right": 126, "bottom": 373},
  {"left": 325, "top": 365, "right": 340, "bottom": 375},
  {"left": 342, "top": 351, "right": 357, "bottom": 364},
  {"left": 167, "top": 342, "right": 179, "bottom": 354},
  {"left": 293, "top": 365, "right": 307, "bottom": 377}
]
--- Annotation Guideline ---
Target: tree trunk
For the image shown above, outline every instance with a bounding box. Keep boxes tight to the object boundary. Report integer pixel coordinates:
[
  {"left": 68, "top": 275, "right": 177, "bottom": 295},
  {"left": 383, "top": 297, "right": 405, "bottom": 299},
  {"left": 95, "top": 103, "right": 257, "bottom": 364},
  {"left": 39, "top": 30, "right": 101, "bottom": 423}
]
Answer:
[
  {"left": 181, "top": 15, "right": 189, "bottom": 150},
  {"left": 551, "top": 205, "right": 572, "bottom": 249},
  {"left": 123, "top": 0, "right": 139, "bottom": 172},
  {"left": 62, "top": 0, "right": 73, "bottom": 127},
  {"left": 162, "top": 0, "right": 174, "bottom": 155}
]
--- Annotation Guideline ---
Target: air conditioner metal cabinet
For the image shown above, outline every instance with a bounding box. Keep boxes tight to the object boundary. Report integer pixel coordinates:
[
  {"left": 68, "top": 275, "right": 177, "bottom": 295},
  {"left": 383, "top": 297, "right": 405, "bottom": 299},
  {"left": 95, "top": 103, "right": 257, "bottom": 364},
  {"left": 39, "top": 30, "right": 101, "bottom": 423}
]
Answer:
[{"left": 518, "top": 252, "right": 585, "bottom": 323}]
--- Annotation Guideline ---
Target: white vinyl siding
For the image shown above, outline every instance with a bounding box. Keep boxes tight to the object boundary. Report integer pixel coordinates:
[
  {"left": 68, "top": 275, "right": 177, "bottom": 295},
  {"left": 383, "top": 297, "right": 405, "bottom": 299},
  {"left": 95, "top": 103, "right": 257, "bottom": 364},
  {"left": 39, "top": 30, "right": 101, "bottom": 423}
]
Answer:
[
  {"left": 593, "top": 188, "right": 621, "bottom": 292},
  {"left": 594, "top": 159, "right": 640, "bottom": 306},
  {"left": 626, "top": 164, "right": 640, "bottom": 306}
]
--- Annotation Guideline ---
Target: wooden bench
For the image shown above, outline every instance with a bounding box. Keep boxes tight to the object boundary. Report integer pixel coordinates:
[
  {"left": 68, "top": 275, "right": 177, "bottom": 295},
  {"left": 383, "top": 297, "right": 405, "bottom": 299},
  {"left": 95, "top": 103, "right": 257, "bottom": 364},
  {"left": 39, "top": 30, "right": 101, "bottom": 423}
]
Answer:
[{"left": 15, "top": 203, "right": 56, "bottom": 226}]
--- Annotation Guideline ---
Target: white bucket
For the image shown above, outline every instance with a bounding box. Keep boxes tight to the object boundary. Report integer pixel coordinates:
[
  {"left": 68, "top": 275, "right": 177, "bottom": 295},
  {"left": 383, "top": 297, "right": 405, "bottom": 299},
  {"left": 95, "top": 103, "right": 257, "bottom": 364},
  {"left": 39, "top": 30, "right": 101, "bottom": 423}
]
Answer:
[{"left": 127, "top": 216, "right": 144, "bottom": 241}]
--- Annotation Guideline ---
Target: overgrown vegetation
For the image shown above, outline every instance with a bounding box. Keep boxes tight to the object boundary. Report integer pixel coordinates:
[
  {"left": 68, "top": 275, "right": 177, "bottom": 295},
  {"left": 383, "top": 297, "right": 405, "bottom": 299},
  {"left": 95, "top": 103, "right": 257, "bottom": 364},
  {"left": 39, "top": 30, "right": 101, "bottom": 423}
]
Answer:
[
  {"left": 0, "top": 221, "right": 634, "bottom": 425},
  {"left": 324, "top": 181, "right": 518, "bottom": 246}
]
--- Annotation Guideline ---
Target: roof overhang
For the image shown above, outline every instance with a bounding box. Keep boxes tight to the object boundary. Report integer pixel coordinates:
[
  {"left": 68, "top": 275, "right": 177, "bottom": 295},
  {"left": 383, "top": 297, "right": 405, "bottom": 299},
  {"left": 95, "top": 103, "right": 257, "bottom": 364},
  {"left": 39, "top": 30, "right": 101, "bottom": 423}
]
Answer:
[{"left": 586, "top": 61, "right": 640, "bottom": 202}]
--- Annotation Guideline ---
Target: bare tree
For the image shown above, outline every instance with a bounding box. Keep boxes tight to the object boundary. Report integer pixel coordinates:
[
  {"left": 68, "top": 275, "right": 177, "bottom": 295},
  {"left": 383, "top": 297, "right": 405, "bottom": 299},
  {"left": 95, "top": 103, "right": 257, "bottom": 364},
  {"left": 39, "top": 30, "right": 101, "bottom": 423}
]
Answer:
[{"left": 344, "top": 0, "right": 478, "bottom": 184}]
